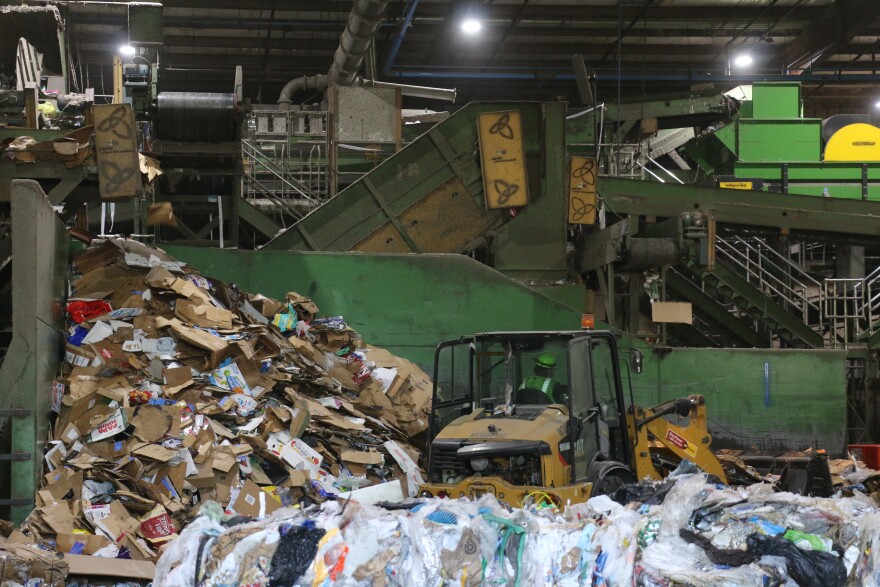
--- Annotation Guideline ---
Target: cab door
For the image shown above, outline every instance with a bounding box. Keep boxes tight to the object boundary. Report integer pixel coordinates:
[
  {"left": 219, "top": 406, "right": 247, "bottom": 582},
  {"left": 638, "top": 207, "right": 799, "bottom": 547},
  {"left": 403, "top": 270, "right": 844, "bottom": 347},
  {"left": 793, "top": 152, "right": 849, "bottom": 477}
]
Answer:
[{"left": 567, "top": 336, "right": 599, "bottom": 482}]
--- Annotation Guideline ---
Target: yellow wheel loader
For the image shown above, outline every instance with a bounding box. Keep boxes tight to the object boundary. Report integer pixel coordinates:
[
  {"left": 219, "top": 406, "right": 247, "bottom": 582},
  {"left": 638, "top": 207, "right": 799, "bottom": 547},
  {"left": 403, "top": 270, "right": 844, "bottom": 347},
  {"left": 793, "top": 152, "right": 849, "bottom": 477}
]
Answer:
[{"left": 419, "top": 330, "right": 730, "bottom": 508}]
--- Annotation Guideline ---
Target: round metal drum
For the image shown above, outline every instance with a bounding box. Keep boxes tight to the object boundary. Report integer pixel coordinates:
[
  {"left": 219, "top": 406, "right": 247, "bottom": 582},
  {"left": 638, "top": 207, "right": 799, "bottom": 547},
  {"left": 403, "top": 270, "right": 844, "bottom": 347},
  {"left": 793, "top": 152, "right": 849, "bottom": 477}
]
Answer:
[{"left": 156, "top": 92, "right": 237, "bottom": 142}]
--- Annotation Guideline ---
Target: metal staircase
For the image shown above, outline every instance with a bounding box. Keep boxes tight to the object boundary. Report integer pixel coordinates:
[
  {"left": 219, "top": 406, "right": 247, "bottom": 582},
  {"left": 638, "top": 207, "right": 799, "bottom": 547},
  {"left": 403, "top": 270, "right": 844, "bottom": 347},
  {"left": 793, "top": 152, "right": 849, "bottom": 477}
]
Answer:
[
  {"left": 715, "top": 236, "right": 823, "bottom": 332},
  {"left": 667, "top": 235, "right": 880, "bottom": 349},
  {"left": 668, "top": 236, "right": 824, "bottom": 348},
  {"left": 241, "top": 139, "right": 321, "bottom": 215},
  {"left": 665, "top": 267, "right": 772, "bottom": 348}
]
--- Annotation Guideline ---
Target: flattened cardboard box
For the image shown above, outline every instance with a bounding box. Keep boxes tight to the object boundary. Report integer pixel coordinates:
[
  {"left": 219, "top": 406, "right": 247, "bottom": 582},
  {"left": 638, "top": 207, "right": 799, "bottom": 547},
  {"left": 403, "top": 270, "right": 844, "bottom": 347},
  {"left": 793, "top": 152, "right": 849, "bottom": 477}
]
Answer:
[
  {"left": 233, "top": 479, "right": 281, "bottom": 518},
  {"left": 175, "top": 298, "right": 233, "bottom": 329},
  {"left": 54, "top": 533, "right": 113, "bottom": 555},
  {"left": 66, "top": 553, "right": 155, "bottom": 580},
  {"left": 0, "top": 544, "right": 67, "bottom": 586}
]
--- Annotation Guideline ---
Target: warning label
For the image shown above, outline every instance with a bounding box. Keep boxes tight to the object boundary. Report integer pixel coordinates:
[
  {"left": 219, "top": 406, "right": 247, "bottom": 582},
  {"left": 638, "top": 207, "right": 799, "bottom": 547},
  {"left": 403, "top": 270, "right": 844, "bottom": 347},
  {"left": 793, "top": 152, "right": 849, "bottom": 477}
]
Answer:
[{"left": 666, "top": 429, "right": 697, "bottom": 459}]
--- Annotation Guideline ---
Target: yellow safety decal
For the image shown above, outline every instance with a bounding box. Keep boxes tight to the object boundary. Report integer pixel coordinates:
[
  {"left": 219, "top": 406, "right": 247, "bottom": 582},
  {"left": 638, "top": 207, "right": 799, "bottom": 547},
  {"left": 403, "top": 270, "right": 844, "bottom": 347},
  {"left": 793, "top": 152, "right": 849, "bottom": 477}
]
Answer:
[
  {"left": 477, "top": 110, "right": 529, "bottom": 209},
  {"left": 719, "top": 181, "right": 753, "bottom": 190}
]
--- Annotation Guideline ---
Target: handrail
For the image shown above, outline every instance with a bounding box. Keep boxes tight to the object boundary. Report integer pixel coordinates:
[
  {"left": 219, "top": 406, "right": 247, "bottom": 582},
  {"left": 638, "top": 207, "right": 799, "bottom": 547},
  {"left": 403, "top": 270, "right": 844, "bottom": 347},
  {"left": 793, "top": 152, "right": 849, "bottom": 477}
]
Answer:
[
  {"left": 715, "top": 237, "right": 820, "bottom": 315},
  {"left": 731, "top": 236, "right": 820, "bottom": 287},
  {"left": 243, "top": 139, "right": 314, "bottom": 199},
  {"left": 242, "top": 174, "right": 305, "bottom": 220},
  {"left": 242, "top": 139, "right": 320, "bottom": 206}
]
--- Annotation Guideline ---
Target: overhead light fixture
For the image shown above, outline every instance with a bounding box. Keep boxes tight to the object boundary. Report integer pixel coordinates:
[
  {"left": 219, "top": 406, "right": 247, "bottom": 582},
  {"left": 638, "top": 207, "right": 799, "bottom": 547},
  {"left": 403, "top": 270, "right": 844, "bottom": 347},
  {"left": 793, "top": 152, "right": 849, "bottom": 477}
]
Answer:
[
  {"left": 119, "top": 45, "right": 136, "bottom": 56},
  {"left": 461, "top": 18, "right": 482, "bottom": 34},
  {"left": 733, "top": 53, "right": 754, "bottom": 68},
  {"left": 874, "top": 100, "right": 880, "bottom": 109}
]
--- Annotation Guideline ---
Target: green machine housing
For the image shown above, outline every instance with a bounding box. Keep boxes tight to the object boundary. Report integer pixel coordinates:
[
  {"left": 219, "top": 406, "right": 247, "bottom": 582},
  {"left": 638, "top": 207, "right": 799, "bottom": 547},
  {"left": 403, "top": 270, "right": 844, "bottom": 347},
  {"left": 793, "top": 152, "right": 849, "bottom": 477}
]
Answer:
[{"left": 685, "top": 82, "right": 880, "bottom": 199}]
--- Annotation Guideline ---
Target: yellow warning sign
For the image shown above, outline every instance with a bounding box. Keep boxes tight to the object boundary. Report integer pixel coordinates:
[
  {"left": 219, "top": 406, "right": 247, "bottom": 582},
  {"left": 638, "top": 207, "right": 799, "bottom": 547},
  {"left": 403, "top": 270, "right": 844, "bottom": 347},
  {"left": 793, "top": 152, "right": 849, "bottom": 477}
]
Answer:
[
  {"left": 477, "top": 110, "right": 529, "bottom": 209},
  {"left": 719, "top": 181, "right": 753, "bottom": 190},
  {"left": 568, "top": 156, "right": 597, "bottom": 224}
]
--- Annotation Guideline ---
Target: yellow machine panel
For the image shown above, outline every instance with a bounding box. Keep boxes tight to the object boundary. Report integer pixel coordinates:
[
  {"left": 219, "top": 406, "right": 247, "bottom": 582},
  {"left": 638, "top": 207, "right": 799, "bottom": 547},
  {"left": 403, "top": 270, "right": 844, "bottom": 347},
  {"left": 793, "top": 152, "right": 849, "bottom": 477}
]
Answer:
[
  {"left": 568, "top": 156, "right": 597, "bottom": 224},
  {"left": 93, "top": 104, "right": 142, "bottom": 201},
  {"left": 825, "top": 123, "right": 880, "bottom": 162},
  {"left": 477, "top": 110, "right": 529, "bottom": 209}
]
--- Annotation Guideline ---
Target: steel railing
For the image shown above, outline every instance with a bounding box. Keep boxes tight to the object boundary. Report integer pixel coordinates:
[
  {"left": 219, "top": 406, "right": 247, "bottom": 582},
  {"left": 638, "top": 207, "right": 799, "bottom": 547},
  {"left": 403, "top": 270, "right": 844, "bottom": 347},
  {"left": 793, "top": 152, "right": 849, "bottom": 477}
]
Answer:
[
  {"left": 861, "top": 265, "right": 880, "bottom": 336},
  {"left": 823, "top": 279, "right": 867, "bottom": 348},
  {"left": 715, "top": 235, "right": 822, "bottom": 329},
  {"left": 241, "top": 139, "right": 320, "bottom": 207},
  {"left": 670, "top": 235, "right": 880, "bottom": 349}
]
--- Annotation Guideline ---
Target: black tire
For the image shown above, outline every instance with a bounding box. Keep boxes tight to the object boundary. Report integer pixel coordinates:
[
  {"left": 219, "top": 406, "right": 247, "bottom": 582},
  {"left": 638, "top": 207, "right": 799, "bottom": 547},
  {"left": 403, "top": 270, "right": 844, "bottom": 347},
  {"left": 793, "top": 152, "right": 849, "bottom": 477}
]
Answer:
[{"left": 588, "top": 461, "right": 637, "bottom": 496}]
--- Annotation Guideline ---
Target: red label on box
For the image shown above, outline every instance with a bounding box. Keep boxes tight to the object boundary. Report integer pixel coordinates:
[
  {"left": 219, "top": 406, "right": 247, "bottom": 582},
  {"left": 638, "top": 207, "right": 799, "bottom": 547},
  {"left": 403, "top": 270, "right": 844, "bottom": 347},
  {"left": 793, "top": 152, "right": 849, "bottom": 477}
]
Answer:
[{"left": 140, "top": 512, "right": 174, "bottom": 541}]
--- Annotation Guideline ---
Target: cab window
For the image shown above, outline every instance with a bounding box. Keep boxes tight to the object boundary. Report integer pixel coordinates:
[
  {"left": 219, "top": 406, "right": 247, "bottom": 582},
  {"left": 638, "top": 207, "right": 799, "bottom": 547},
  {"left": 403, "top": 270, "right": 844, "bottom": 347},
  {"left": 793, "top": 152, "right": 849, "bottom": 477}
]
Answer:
[{"left": 568, "top": 337, "right": 598, "bottom": 481}]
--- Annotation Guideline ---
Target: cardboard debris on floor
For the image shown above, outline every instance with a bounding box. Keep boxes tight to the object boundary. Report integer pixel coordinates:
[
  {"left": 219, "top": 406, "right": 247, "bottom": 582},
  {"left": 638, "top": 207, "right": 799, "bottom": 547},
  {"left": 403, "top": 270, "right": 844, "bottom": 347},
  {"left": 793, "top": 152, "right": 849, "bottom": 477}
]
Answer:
[
  {"left": 154, "top": 470, "right": 880, "bottom": 587},
  {"left": 13, "top": 237, "right": 431, "bottom": 570}
]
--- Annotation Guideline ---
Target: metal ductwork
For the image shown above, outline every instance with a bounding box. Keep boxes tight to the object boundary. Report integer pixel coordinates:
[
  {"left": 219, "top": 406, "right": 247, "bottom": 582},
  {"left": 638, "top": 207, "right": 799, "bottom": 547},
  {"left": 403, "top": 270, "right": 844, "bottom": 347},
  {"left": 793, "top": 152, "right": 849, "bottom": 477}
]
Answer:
[
  {"left": 277, "top": 75, "right": 455, "bottom": 109},
  {"left": 278, "top": 75, "right": 329, "bottom": 109},
  {"left": 356, "top": 79, "right": 455, "bottom": 102},
  {"left": 278, "top": 0, "right": 385, "bottom": 108},
  {"left": 328, "top": 0, "right": 388, "bottom": 85},
  {"left": 278, "top": 0, "right": 455, "bottom": 108}
]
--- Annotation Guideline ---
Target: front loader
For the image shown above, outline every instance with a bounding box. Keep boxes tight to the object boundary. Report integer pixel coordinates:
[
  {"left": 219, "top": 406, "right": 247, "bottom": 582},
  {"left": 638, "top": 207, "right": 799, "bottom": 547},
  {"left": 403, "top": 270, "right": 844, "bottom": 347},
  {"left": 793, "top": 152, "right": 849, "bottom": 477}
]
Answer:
[{"left": 419, "top": 330, "right": 828, "bottom": 508}]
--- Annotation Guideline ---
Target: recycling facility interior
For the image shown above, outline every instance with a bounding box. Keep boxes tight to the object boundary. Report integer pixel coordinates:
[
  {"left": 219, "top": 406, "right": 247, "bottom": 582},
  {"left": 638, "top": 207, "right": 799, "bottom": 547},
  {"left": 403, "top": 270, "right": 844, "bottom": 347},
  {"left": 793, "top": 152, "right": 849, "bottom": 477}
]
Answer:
[{"left": 5, "top": 0, "right": 880, "bottom": 585}]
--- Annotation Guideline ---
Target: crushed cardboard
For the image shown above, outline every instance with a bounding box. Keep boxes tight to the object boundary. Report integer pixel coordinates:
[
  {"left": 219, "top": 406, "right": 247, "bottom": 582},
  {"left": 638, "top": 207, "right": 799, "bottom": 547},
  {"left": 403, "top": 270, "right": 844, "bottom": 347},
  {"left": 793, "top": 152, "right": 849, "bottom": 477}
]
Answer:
[{"left": 17, "top": 237, "right": 431, "bottom": 567}]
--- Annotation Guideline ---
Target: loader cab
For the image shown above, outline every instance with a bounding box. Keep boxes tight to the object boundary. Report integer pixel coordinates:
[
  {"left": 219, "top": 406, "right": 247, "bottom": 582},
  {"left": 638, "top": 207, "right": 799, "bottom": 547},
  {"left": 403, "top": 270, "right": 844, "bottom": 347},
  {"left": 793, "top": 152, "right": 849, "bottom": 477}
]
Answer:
[{"left": 427, "top": 331, "right": 632, "bottom": 487}]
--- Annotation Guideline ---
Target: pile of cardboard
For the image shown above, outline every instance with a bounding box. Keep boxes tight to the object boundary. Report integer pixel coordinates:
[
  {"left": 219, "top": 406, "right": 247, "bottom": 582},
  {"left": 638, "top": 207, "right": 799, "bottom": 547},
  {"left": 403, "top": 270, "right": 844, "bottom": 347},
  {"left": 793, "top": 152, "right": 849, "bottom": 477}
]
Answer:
[{"left": 12, "top": 237, "right": 432, "bottom": 567}]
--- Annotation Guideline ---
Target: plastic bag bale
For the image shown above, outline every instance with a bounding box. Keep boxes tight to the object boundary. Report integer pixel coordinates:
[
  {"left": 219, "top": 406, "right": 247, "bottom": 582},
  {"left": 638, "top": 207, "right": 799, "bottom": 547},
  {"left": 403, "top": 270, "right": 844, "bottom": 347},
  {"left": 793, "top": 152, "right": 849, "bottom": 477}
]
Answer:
[
  {"left": 439, "top": 525, "right": 484, "bottom": 587},
  {"left": 845, "top": 511, "right": 880, "bottom": 586},
  {"left": 641, "top": 538, "right": 769, "bottom": 587},
  {"left": 658, "top": 474, "right": 710, "bottom": 538},
  {"left": 611, "top": 479, "right": 674, "bottom": 506},
  {"left": 746, "top": 533, "right": 846, "bottom": 587},
  {"left": 584, "top": 494, "right": 642, "bottom": 585},
  {"left": 810, "top": 495, "right": 875, "bottom": 549},
  {"left": 203, "top": 526, "right": 280, "bottom": 587},
  {"left": 338, "top": 503, "right": 401, "bottom": 581},
  {"left": 198, "top": 518, "right": 278, "bottom": 583},
  {"left": 679, "top": 529, "right": 760, "bottom": 566},
  {"left": 518, "top": 518, "right": 586, "bottom": 587},
  {"left": 154, "top": 514, "right": 226, "bottom": 587},
  {"left": 396, "top": 502, "right": 466, "bottom": 586},
  {"left": 267, "top": 524, "right": 326, "bottom": 587}
]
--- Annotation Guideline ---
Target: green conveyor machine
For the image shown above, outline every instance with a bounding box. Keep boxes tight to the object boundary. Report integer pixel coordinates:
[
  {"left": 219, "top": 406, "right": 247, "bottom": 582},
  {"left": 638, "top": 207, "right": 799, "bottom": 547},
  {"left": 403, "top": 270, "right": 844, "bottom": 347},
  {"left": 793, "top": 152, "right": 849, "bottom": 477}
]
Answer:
[{"left": 686, "top": 82, "right": 880, "bottom": 199}]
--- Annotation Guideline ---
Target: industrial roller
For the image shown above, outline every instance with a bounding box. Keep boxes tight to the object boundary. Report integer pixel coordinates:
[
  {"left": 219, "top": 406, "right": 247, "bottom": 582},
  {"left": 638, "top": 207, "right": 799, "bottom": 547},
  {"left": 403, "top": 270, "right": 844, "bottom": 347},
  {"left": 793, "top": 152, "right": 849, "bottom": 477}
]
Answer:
[
  {"left": 617, "top": 237, "right": 678, "bottom": 271},
  {"left": 156, "top": 92, "right": 238, "bottom": 142}
]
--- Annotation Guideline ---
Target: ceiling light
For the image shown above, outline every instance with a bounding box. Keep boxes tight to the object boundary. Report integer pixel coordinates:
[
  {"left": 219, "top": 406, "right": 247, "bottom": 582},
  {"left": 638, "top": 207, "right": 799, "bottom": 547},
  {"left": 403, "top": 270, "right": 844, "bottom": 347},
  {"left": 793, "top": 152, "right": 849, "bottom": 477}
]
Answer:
[
  {"left": 733, "top": 53, "right": 754, "bottom": 68},
  {"left": 119, "top": 45, "right": 136, "bottom": 56},
  {"left": 461, "top": 18, "right": 482, "bottom": 34},
  {"left": 874, "top": 100, "right": 880, "bottom": 109}
]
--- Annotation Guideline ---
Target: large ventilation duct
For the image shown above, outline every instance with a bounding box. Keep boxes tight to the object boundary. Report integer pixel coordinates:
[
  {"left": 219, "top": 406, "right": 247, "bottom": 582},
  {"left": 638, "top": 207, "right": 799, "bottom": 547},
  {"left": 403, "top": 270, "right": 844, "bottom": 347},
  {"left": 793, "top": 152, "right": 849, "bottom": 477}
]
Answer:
[
  {"left": 328, "top": 0, "right": 387, "bottom": 85},
  {"left": 278, "top": 0, "right": 455, "bottom": 108}
]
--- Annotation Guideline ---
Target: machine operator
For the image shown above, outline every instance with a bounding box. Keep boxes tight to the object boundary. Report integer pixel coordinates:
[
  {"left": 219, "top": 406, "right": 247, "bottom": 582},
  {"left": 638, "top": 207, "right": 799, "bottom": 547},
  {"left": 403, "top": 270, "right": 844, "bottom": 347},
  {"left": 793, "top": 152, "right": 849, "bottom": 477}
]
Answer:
[{"left": 519, "top": 353, "right": 568, "bottom": 404}]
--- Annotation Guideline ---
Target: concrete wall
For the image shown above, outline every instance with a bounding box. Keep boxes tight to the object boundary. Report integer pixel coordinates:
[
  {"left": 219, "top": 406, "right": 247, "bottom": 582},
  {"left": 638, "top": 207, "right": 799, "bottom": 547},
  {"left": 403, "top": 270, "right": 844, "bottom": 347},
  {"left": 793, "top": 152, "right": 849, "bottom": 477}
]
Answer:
[
  {"left": 629, "top": 347, "right": 848, "bottom": 455},
  {"left": 0, "top": 181, "right": 67, "bottom": 522}
]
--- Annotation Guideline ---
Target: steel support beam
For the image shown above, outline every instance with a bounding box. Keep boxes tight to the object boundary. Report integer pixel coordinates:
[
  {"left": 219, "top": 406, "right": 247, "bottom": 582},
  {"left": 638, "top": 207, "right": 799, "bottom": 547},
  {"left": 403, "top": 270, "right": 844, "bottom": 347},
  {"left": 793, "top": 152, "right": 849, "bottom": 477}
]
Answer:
[
  {"left": 237, "top": 197, "right": 282, "bottom": 240},
  {"left": 780, "top": 0, "right": 880, "bottom": 71},
  {"left": 599, "top": 177, "right": 880, "bottom": 238}
]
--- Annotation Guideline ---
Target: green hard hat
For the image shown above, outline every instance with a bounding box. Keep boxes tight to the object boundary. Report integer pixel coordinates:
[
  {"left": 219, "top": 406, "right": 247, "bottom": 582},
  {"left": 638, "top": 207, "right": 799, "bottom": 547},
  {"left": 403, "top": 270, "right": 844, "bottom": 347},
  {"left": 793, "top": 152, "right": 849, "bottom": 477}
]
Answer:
[{"left": 535, "top": 353, "right": 556, "bottom": 368}]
